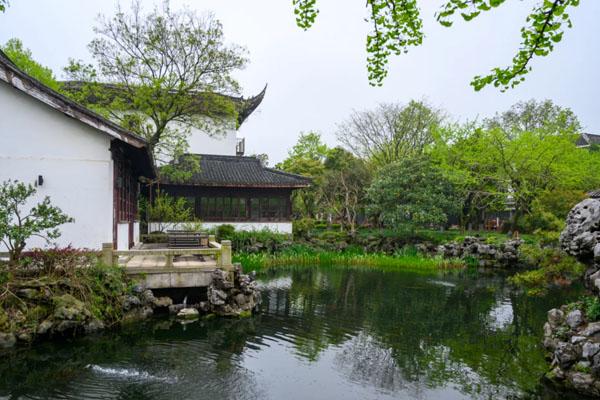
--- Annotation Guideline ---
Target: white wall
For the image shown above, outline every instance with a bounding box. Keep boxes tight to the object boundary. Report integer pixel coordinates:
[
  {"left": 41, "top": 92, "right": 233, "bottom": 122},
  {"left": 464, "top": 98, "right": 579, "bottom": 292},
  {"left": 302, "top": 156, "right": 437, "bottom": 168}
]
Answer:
[
  {"left": 133, "top": 222, "right": 140, "bottom": 245},
  {"left": 186, "top": 123, "right": 238, "bottom": 156},
  {"left": 149, "top": 221, "right": 293, "bottom": 234},
  {"left": 117, "top": 223, "right": 129, "bottom": 251},
  {"left": 0, "top": 81, "right": 114, "bottom": 250}
]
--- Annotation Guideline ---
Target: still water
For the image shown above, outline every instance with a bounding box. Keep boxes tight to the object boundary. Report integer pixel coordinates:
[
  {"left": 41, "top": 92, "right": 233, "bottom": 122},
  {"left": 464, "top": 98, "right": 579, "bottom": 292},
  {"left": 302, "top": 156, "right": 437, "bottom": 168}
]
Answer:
[{"left": 0, "top": 267, "right": 586, "bottom": 400}]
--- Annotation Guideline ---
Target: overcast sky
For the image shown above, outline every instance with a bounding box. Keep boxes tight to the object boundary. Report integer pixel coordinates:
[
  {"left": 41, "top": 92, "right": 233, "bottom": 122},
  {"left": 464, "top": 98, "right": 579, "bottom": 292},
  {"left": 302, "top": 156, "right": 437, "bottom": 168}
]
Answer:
[{"left": 1, "top": 0, "right": 599, "bottom": 164}]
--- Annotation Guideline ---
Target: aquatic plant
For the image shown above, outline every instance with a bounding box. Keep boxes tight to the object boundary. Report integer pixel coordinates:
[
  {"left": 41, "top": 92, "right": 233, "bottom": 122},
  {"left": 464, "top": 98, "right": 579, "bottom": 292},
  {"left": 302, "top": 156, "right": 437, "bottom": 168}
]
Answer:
[{"left": 234, "top": 245, "right": 465, "bottom": 273}]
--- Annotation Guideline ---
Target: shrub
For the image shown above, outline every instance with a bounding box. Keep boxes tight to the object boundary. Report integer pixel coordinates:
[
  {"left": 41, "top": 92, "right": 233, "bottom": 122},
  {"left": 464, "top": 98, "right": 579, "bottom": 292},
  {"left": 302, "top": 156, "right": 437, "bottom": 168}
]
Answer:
[
  {"left": 147, "top": 191, "right": 193, "bottom": 232},
  {"left": 582, "top": 296, "right": 600, "bottom": 321},
  {"left": 216, "top": 224, "right": 236, "bottom": 241},
  {"left": 19, "top": 246, "right": 99, "bottom": 277},
  {"left": 511, "top": 244, "right": 586, "bottom": 294},
  {"left": 0, "top": 180, "right": 73, "bottom": 262},
  {"left": 293, "top": 218, "right": 315, "bottom": 239}
]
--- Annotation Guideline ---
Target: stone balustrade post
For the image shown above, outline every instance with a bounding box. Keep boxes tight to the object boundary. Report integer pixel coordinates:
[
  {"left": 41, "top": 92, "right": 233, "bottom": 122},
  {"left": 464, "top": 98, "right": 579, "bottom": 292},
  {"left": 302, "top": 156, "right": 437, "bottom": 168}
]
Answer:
[
  {"left": 102, "top": 243, "right": 114, "bottom": 267},
  {"left": 221, "top": 240, "right": 232, "bottom": 270}
]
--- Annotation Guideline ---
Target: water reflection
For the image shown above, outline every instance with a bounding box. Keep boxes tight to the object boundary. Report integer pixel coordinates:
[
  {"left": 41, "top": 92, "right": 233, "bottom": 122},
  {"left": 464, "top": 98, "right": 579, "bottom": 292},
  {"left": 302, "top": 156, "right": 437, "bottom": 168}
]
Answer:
[{"left": 0, "top": 267, "right": 587, "bottom": 399}]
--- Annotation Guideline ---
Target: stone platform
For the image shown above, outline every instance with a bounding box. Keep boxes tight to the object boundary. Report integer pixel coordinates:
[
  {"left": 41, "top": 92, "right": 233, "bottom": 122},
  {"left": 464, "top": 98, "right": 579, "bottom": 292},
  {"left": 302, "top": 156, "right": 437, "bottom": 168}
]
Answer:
[{"left": 105, "top": 242, "right": 233, "bottom": 290}]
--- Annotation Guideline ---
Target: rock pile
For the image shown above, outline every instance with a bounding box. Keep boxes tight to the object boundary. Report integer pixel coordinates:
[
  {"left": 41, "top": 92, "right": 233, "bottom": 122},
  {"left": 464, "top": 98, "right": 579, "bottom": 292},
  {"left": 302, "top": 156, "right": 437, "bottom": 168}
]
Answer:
[
  {"left": 543, "top": 305, "right": 600, "bottom": 396},
  {"left": 543, "top": 198, "right": 600, "bottom": 396},
  {"left": 207, "top": 265, "right": 261, "bottom": 317},
  {"left": 438, "top": 236, "right": 523, "bottom": 266}
]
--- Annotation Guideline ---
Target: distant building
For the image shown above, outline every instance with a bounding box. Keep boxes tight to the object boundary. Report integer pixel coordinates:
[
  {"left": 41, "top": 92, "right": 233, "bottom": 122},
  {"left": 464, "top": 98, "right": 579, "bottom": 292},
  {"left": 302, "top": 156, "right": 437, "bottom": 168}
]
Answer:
[
  {"left": 153, "top": 154, "right": 310, "bottom": 233},
  {"left": 0, "top": 50, "right": 155, "bottom": 251},
  {"left": 576, "top": 133, "right": 600, "bottom": 148}
]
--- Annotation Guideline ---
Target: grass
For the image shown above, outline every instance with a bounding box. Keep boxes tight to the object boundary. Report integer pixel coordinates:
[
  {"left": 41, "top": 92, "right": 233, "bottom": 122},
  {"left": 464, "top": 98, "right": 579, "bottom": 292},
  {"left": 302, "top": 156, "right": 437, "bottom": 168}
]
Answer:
[{"left": 233, "top": 245, "right": 466, "bottom": 273}]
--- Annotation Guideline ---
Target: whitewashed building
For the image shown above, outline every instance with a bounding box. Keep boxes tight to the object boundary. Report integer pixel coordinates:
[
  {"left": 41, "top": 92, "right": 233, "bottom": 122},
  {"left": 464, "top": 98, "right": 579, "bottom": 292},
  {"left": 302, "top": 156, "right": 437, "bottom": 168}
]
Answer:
[
  {"left": 142, "top": 87, "right": 310, "bottom": 234},
  {"left": 0, "top": 50, "right": 155, "bottom": 251},
  {"left": 62, "top": 82, "right": 311, "bottom": 234}
]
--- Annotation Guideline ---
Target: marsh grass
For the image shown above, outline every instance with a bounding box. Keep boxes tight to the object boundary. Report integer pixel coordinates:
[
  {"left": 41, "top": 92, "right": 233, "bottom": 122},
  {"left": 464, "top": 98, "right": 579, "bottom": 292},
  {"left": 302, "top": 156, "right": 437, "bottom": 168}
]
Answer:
[{"left": 234, "top": 244, "right": 465, "bottom": 272}]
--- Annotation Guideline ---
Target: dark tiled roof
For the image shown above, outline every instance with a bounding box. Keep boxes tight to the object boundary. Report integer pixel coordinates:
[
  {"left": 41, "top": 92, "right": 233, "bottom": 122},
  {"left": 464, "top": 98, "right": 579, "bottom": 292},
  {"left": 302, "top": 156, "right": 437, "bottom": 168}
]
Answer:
[
  {"left": 588, "top": 189, "right": 600, "bottom": 199},
  {"left": 577, "top": 133, "right": 600, "bottom": 147},
  {"left": 60, "top": 81, "right": 267, "bottom": 127},
  {"left": 163, "top": 154, "right": 311, "bottom": 188},
  {"left": 0, "top": 49, "right": 155, "bottom": 178}
]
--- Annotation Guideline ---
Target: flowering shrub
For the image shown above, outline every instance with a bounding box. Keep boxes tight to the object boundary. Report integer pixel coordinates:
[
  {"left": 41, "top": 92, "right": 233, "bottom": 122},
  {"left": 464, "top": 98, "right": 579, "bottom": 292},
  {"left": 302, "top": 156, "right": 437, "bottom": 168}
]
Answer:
[{"left": 19, "top": 246, "right": 100, "bottom": 277}]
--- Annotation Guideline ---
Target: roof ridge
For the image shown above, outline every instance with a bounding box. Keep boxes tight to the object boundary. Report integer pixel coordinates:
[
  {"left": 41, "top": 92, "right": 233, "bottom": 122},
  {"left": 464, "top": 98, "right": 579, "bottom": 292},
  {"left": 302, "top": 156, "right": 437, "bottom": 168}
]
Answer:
[
  {"left": 265, "top": 167, "right": 312, "bottom": 181},
  {"left": 0, "top": 50, "right": 149, "bottom": 149}
]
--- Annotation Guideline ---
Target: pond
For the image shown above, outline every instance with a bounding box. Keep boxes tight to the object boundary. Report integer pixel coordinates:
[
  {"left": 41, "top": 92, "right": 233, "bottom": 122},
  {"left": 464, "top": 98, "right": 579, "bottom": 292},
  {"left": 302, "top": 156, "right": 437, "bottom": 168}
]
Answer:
[{"left": 0, "top": 267, "right": 587, "bottom": 400}]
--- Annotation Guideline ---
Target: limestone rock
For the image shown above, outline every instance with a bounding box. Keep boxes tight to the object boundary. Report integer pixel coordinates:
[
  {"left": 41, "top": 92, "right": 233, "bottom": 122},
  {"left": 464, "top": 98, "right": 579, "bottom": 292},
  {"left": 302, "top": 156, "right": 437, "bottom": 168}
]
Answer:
[
  {"left": 122, "top": 295, "right": 141, "bottom": 311},
  {"left": 566, "top": 309, "right": 584, "bottom": 329},
  {"left": 205, "top": 265, "right": 262, "bottom": 317},
  {"left": 37, "top": 319, "right": 53, "bottom": 335},
  {"left": 571, "top": 372, "right": 595, "bottom": 393},
  {"left": 582, "top": 322, "right": 600, "bottom": 337},
  {"left": 555, "top": 342, "right": 579, "bottom": 368},
  {"left": 438, "top": 237, "right": 523, "bottom": 267},
  {"left": 548, "top": 308, "right": 565, "bottom": 329},
  {"left": 53, "top": 294, "right": 91, "bottom": 322},
  {"left": 153, "top": 296, "right": 173, "bottom": 308},
  {"left": 0, "top": 332, "right": 16, "bottom": 348},
  {"left": 168, "top": 304, "right": 185, "bottom": 315},
  {"left": 84, "top": 319, "right": 105, "bottom": 333},
  {"left": 582, "top": 342, "right": 600, "bottom": 359},
  {"left": 560, "top": 199, "right": 600, "bottom": 261},
  {"left": 176, "top": 308, "right": 199, "bottom": 320}
]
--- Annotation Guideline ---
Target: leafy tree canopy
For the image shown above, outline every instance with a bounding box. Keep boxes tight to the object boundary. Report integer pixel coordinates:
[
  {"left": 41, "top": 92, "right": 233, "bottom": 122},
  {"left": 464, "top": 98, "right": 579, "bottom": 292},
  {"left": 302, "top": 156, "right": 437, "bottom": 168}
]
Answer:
[
  {"left": 434, "top": 100, "right": 600, "bottom": 230},
  {"left": 367, "top": 156, "right": 459, "bottom": 228},
  {"left": 1, "top": 38, "right": 61, "bottom": 91},
  {"left": 293, "top": 0, "right": 581, "bottom": 90},
  {"left": 277, "top": 132, "right": 331, "bottom": 218},
  {"left": 63, "top": 0, "right": 248, "bottom": 179}
]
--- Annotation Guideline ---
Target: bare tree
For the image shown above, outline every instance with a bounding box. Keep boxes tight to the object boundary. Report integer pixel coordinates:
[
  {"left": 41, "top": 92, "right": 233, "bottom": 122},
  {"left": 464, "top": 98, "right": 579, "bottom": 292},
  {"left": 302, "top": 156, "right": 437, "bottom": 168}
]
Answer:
[{"left": 336, "top": 100, "right": 444, "bottom": 168}]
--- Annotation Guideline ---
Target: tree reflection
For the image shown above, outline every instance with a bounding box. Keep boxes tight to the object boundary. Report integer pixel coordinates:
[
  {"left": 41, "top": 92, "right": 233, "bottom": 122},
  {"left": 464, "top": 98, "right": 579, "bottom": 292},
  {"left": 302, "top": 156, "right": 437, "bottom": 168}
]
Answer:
[{"left": 259, "top": 267, "right": 582, "bottom": 398}]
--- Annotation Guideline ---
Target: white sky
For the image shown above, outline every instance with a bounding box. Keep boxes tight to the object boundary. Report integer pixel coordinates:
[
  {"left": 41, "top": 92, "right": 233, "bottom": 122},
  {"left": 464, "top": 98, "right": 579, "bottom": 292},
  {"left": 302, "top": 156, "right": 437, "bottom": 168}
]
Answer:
[{"left": 1, "top": 0, "right": 598, "bottom": 164}]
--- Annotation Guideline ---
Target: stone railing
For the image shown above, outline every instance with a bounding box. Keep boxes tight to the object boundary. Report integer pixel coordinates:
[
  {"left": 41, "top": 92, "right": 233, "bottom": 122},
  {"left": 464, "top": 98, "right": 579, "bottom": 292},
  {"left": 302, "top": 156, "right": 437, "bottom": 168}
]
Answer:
[{"left": 101, "top": 235, "right": 233, "bottom": 270}]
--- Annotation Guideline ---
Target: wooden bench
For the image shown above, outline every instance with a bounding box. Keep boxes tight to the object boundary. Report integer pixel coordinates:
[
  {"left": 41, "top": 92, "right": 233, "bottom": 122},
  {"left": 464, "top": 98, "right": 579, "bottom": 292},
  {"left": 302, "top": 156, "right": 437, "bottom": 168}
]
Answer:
[{"left": 167, "top": 231, "right": 209, "bottom": 249}]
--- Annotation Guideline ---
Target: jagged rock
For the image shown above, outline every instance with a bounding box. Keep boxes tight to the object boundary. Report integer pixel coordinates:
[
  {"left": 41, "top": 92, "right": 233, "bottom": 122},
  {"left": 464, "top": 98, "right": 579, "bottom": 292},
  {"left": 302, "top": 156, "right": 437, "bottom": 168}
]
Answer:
[
  {"left": 555, "top": 342, "right": 579, "bottom": 369},
  {"left": 53, "top": 320, "right": 80, "bottom": 333},
  {"left": 566, "top": 309, "right": 584, "bottom": 329},
  {"left": 84, "top": 319, "right": 105, "bottom": 333},
  {"left": 141, "top": 290, "right": 157, "bottom": 306},
  {"left": 197, "top": 302, "right": 210, "bottom": 313},
  {"left": 168, "top": 304, "right": 185, "bottom": 315},
  {"left": 122, "top": 295, "right": 141, "bottom": 311},
  {"left": 205, "top": 265, "right": 262, "bottom": 317},
  {"left": 153, "top": 296, "right": 173, "bottom": 308},
  {"left": 571, "top": 336, "right": 587, "bottom": 344},
  {"left": 176, "top": 308, "right": 199, "bottom": 320},
  {"left": 53, "top": 294, "right": 90, "bottom": 321},
  {"left": 37, "top": 319, "right": 53, "bottom": 335},
  {"left": 560, "top": 199, "right": 600, "bottom": 262},
  {"left": 123, "top": 306, "right": 153, "bottom": 322},
  {"left": 548, "top": 308, "right": 565, "bottom": 329},
  {"left": 581, "top": 322, "right": 600, "bottom": 337},
  {"left": 571, "top": 373, "right": 595, "bottom": 393},
  {"left": 0, "top": 332, "right": 16, "bottom": 348},
  {"left": 132, "top": 284, "right": 145, "bottom": 294},
  {"left": 582, "top": 342, "right": 600, "bottom": 359},
  {"left": 438, "top": 237, "right": 523, "bottom": 267},
  {"left": 17, "top": 331, "right": 32, "bottom": 342}
]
